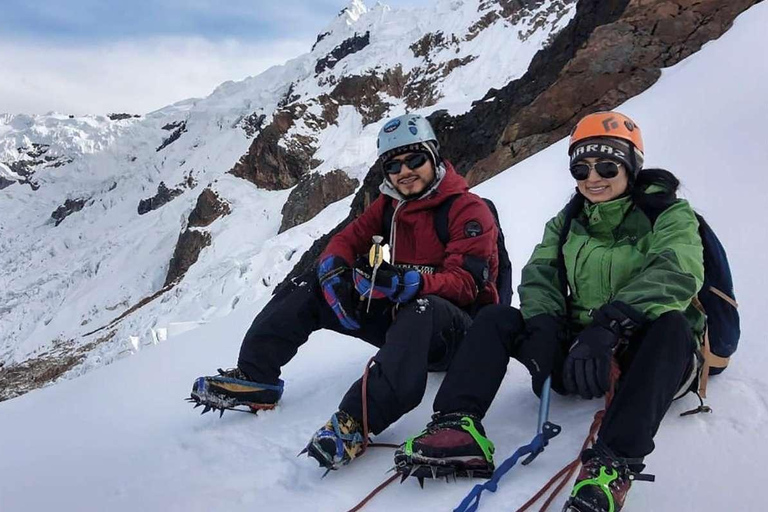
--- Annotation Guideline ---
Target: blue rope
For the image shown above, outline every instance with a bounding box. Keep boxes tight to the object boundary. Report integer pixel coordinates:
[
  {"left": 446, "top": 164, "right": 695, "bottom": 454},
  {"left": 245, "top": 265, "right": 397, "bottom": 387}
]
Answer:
[{"left": 454, "top": 433, "right": 547, "bottom": 512}]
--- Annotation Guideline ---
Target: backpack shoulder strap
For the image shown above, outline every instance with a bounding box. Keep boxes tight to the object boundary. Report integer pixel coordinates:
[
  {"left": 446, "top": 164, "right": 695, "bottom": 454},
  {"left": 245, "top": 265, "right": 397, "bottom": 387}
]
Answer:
[
  {"left": 434, "top": 194, "right": 460, "bottom": 246},
  {"left": 382, "top": 199, "right": 395, "bottom": 245},
  {"left": 557, "top": 194, "right": 584, "bottom": 299}
]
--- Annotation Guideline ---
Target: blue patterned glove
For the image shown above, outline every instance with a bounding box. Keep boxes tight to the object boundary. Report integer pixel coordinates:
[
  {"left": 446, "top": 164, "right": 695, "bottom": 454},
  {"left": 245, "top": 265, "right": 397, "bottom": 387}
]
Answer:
[
  {"left": 317, "top": 255, "right": 360, "bottom": 330},
  {"left": 353, "top": 260, "right": 422, "bottom": 304}
]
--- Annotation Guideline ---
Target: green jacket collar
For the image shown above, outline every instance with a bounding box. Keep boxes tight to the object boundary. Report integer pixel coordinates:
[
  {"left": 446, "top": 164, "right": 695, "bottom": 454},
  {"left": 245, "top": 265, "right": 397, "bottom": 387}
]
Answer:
[{"left": 582, "top": 195, "right": 633, "bottom": 236}]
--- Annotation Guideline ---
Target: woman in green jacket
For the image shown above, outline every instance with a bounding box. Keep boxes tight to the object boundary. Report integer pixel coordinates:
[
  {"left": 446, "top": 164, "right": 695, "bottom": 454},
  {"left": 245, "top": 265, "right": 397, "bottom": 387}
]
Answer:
[{"left": 394, "top": 111, "right": 705, "bottom": 512}]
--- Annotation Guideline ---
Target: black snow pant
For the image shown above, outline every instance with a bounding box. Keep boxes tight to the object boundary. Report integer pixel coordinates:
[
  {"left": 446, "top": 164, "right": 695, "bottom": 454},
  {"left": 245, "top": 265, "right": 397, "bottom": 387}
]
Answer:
[
  {"left": 237, "top": 270, "right": 473, "bottom": 434},
  {"left": 434, "top": 305, "right": 696, "bottom": 459}
]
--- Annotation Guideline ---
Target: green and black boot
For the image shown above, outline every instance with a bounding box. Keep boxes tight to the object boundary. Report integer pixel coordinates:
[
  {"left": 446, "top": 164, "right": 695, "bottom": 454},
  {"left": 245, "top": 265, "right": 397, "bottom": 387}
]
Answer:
[
  {"left": 564, "top": 442, "right": 654, "bottom": 512},
  {"left": 394, "top": 413, "right": 495, "bottom": 484}
]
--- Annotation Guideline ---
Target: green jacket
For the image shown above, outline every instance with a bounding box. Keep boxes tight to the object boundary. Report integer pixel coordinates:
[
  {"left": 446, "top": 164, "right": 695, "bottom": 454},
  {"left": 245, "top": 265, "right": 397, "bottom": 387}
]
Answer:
[{"left": 519, "top": 194, "right": 705, "bottom": 337}]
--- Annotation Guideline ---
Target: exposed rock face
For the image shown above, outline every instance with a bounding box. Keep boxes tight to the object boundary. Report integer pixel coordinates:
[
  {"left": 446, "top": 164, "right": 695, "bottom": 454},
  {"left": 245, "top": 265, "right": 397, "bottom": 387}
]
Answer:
[
  {"left": 449, "top": 0, "right": 758, "bottom": 186},
  {"left": 163, "top": 188, "right": 230, "bottom": 286},
  {"left": 279, "top": 170, "right": 359, "bottom": 233},
  {"left": 240, "top": 113, "right": 267, "bottom": 138},
  {"left": 51, "top": 198, "right": 88, "bottom": 226},
  {"left": 3, "top": 143, "right": 73, "bottom": 190},
  {"left": 157, "top": 121, "right": 187, "bottom": 152},
  {"left": 316, "top": 32, "right": 371, "bottom": 74},
  {"left": 137, "top": 182, "right": 184, "bottom": 215},
  {"left": 188, "top": 188, "right": 231, "bottom": 228},
  {"left": 329, "top": 67, "right": 409, "bottom": 125},
  {"left": 277, "top": 0, "right": 758, "bottom": 290},
  {"left": 0, "top": 332, "right": 115, "bottom": 403},
  {"left": 107, "top": 113, "right": 139, "bottom": 121},
  {"left": 229, "top": 106, "right": 315, "bottom": 190},
  {"left": 164, "top": 230, "right": 212, "bottom": 287}
]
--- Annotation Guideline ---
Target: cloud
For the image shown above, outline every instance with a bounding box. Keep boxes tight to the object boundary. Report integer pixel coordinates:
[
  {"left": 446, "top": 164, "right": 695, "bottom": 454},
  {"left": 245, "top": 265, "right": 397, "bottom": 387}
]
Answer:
[{"left": 0, "top": 36, "right": 310, "bottom": 115}]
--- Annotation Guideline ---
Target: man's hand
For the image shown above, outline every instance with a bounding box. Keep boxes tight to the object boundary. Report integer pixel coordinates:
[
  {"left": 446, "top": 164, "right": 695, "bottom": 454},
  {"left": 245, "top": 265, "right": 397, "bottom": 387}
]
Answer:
[
  {"left": 317, "top": 255, "right": 360, "bottom": 330},
  {"left": 353, "top": 259, "right": 421, "bottom": 304}
]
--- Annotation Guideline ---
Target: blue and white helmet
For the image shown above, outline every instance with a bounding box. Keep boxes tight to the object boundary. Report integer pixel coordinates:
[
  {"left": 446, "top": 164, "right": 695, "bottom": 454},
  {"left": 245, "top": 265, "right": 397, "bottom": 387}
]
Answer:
[{"left": 376, "top": 114, "right": 440, "bottom": 164}]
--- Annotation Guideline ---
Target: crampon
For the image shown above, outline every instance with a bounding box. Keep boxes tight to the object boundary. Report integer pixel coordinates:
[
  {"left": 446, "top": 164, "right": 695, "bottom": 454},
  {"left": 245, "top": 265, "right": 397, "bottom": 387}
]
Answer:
[{"left": 186, "top": 368, "right": 283, "bottom": 417}]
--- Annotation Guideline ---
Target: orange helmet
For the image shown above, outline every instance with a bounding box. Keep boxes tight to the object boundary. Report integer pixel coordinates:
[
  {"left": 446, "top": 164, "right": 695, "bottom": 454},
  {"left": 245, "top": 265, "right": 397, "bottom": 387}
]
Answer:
[{"left": 569, "top": 111, "right": 644, "bottom": 172}]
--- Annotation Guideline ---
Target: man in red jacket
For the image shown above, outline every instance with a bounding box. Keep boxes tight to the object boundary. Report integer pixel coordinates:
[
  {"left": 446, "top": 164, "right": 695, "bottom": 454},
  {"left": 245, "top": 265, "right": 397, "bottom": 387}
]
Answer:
[{"left": 189, "top": 114, "right": 499, "bottom": 472}]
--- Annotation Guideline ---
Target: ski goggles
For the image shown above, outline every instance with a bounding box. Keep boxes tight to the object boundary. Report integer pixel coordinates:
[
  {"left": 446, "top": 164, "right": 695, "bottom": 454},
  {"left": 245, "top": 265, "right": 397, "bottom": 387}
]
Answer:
[
  {"left": 382, "top": 152, "right": 430, "bottom": 175},
  {"left": 569, "top": 160, "right": 622, "bottom": 180}
]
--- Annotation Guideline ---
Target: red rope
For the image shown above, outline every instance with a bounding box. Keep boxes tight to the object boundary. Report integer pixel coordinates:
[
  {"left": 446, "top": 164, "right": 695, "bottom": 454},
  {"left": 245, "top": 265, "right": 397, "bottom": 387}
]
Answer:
[
  {"left": 516, "top": 361, "right": 621, "bottom": 512},
  {"left": 346, "top": 474, "right": 401, "bottom": 512},
  {"left": 346, "top": 358, "right": 400, "bottom": 512}
]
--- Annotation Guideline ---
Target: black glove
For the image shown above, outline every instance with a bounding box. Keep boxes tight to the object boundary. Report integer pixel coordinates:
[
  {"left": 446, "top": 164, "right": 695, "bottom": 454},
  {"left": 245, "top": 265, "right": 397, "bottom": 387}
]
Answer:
[
  {"left": 317, "top": 255, "right": 360, "bottom": 330},
  {"left": 515, "top": 314, "right": 566, "bottom": 397},
  {"left": 353, "top": 259, "right": 422, "bottom": 304},
  {"left": 563, "top": 301, "right": 645, "bottom": 399}
]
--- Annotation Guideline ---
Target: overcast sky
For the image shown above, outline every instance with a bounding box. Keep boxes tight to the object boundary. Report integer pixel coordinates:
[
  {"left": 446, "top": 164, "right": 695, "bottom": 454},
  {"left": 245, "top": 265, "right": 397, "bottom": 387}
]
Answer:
[{"left": 0, "top": 0, "right": 432, "bottom": 116}]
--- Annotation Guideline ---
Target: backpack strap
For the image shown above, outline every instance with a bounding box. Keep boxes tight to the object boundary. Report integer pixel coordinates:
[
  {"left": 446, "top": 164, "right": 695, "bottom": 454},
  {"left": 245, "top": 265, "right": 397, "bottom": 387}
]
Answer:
[
  {"left": 434, "top": 194, "right": 460, "bottom": 246},
  {"left": 382, "top": 199, "right": 395, "bottom": 247}
]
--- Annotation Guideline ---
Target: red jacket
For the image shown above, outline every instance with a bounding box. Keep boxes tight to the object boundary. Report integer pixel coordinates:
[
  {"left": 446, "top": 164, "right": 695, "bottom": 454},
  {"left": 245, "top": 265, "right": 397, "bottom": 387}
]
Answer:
[{"left": 322, "top": 161, "right": 499, "bottom": 307}]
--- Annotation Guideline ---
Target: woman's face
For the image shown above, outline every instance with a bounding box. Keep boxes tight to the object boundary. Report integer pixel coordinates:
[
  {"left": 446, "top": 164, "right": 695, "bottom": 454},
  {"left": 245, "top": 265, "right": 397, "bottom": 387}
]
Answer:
[{"left": 573, "top": 157, "right": 629, "bottom": 203}]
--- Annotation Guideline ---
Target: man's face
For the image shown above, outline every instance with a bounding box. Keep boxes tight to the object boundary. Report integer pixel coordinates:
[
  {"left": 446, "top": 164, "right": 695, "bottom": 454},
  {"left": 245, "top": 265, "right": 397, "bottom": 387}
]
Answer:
[{"left": 383, "top": 151, "right": 436, "bottom": 198}]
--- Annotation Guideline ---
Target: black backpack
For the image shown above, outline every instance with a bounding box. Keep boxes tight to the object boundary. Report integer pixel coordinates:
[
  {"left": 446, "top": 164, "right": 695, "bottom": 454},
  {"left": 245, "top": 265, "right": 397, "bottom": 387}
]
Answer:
[
  {"left": 557, "top": 191, "right": 740, "bottom": 377},
  {"left": 383, "top": 195, "right": 513, "bottom": 306}
]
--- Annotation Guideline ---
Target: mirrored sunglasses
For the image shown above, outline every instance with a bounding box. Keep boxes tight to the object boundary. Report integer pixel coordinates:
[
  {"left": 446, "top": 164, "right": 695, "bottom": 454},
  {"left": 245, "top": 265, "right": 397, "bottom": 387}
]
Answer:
[
  {"left": 569, "top": 160, "right": 621, "bottom": 180},
  {"left": 382, "top": 152, "right": 430, "bottom": 175}
]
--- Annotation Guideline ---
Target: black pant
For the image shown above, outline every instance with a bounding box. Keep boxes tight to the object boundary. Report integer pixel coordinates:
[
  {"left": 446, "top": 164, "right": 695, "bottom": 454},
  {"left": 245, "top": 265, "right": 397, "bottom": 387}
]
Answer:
[
  {"left": 237, "top": 271, "right": 472, "bottom": 434},
  {"left": 434, "top": 305, "right": 695, "bottom": 459}
]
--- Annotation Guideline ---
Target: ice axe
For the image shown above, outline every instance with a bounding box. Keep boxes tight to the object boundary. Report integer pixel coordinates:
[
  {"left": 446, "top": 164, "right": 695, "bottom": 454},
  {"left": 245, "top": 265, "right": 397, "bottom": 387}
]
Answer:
[{"left": 365, "top": 235, "right": 387, "bottom": 313}]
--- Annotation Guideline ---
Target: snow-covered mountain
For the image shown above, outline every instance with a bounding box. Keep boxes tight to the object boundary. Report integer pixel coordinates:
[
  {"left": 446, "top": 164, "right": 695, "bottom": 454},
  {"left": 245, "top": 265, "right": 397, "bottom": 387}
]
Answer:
[
  {"left": 0, "top": 0, "right": 578, "bottom": 398},
  {"left": 0, "top": 3, "right": 766, "bottom": 510}
]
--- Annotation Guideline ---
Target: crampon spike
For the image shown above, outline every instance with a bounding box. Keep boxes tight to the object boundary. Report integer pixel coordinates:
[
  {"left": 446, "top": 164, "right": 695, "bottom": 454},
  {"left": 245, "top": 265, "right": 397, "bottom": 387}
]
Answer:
[
  {"left": 431, "top": 466, "right": 438, "bottom": 479},
  {"left": 218, "top": 408, "right": 225, "bottom": 418},
  {"left": 417, "top": 477, "right": 425, "bottom": 489},
  {"left": 297, "top": 447, "right": 308, "bottom": 457},
  {"left": 193, "top": 402, "right": 202, "bottom": 409},
  {"left": 321, "top": 468, "right": 333, "bottom": 479},
  {"left": 201, "top": 405, "right": 212, "bottom": 415}
]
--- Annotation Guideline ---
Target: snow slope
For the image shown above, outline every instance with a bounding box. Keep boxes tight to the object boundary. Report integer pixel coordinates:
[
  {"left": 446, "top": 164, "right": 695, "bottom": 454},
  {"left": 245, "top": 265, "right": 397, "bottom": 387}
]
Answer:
[{"left": 1, "top": 2, "right": 767, "bottom": 511}]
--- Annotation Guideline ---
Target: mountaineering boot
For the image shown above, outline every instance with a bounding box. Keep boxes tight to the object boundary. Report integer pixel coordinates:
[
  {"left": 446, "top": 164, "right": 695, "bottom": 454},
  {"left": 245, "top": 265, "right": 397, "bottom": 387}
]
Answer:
[
  {"left": 188, "top": 368, "right": 284, "bottom": 415},
  {"left": 304, "top": 410, "right": 366, "bottom": 472},
  {"left": 394, "top": 413, "right": 495, "bottom": 481},
  {"left": 563, "top": 442, "right": 654, "bottom": 512}
]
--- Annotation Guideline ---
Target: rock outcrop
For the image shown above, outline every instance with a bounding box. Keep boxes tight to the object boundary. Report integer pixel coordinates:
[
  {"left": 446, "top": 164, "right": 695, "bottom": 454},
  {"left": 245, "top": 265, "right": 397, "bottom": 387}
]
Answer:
[
  {"left": 51, "top": 198, "right": 88, "bottom": 226},
  {"left": 446, "top": 0, "right": 758, "bottom": 185},
  {"left": 188, "top": 187, "right": 232, "bottom": 228},
  {"left": 163, "top": 188, "right": 230, "bottom": 286},
  {"left": 157, "top": 121, "right": 187, "bottom": 152},
  {"left": 316, "top": 32, "right": 371, "bottom": 74},
  {"left": 137, "top": 182, "right": 184, "bottom": 215},
  {"left": 229, "top": 106, "right": 316, "bottom": 190},
  {"left": 279, "top": 170, "right": 359, "bottom": 233}
]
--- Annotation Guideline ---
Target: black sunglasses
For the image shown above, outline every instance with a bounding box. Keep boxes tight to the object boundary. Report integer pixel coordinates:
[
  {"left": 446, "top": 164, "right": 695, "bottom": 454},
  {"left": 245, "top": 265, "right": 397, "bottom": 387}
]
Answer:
[
  {"left": 382, "top": 152, "right": 430, "bottom": 175},
  {"left": 569, "top": 160, "right": 621, "bottom": 180}
]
